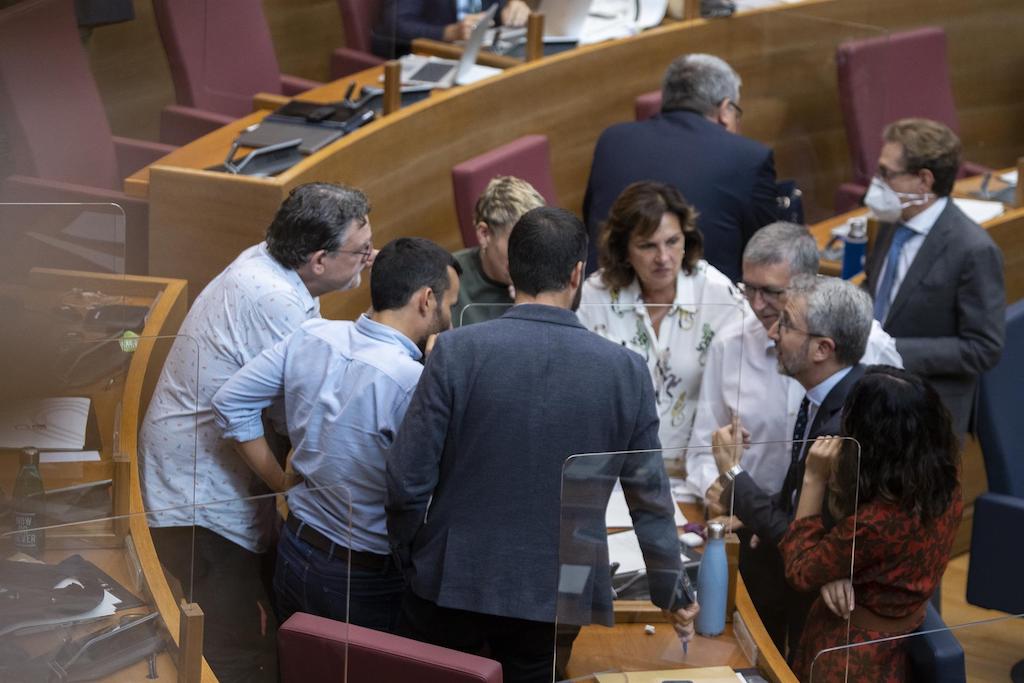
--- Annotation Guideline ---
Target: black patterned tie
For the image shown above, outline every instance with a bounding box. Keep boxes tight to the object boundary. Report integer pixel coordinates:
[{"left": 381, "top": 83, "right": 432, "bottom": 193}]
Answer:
[{"left": 791, "top": 396, "right": 810, "bottom": 464}]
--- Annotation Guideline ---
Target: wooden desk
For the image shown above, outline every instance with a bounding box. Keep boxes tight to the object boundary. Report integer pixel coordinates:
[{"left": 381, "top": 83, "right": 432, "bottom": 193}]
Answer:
[
  {"left": 127, "top": 0, "right": 1024, "bottom": 320},
  {"left": 0, "top": 269, "right": 206, "bottom": 681}
]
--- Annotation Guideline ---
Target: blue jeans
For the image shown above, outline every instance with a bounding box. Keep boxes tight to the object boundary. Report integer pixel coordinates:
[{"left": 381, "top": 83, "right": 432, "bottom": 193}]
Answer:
[{"left": 273, "top": 521, "right": 405, "bottom": 633}]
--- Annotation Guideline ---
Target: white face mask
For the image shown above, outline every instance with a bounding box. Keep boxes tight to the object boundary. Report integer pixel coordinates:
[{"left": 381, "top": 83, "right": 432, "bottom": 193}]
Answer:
[{"left": 864, "top": 177, "right": 933, "bottom": 223}]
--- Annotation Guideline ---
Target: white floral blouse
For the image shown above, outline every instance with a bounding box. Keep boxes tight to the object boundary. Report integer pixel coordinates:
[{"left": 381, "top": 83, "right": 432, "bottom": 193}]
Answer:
[{"left": 577, "top": 260, "right": 745, "bottom": 456}]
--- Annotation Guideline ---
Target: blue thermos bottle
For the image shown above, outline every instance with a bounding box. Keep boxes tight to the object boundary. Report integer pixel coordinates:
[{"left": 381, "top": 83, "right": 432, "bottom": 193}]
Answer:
[
  {"left": 841, "top": 217, "right": 868, "bottom": 280},
  {"left": 695, "top": 521, "right": 727, "bottom": 636}
]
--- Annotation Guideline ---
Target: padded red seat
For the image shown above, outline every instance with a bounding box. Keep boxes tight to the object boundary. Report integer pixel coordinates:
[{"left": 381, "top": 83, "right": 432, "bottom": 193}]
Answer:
[
  {"left": 279, "top": 613, "right": 502, "bottom": 683},
  {"left": 332, "top": 0, "right": 385, "bottom": 78}
]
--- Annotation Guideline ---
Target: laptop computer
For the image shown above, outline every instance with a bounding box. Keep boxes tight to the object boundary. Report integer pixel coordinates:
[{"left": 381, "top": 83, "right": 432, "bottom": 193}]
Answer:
[
  {"left": 399, "top": 4, "right": 500, "bottom": 89},
  {"left": 538, "top": 0, "right": 592, "bottom": 42}
]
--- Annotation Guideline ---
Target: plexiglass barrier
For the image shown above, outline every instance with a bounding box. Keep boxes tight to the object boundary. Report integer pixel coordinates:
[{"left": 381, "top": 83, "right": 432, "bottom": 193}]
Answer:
[
  {"left": 0, "top": 482, "right": 354, "bottom": 683},
  {"left": 808, "top": 612, "right": 1024, "bottom": 683},
  {"left": 554, "top": 438, "right": 860, "bottom": 682}
]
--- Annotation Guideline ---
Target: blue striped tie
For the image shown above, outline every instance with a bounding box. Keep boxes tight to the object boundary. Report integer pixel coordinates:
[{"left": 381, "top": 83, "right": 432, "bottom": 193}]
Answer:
[{"left": 872, "top": 224, "right": 915, "bottom": 323}]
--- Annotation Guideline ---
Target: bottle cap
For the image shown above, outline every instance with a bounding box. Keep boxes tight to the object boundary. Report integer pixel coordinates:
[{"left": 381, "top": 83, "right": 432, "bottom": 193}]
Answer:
[
  {"left": 707, "top": 521, "right": 725, "bottom": 540},
  {"left": 21, "top": 447, "right": 40, "bottom": 465}
]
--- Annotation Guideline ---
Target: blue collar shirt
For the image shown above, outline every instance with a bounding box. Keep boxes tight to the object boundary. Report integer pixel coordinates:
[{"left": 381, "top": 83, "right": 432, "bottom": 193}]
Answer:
[{"left": 212, "top": 315, "right": 423, "bottom": 554}]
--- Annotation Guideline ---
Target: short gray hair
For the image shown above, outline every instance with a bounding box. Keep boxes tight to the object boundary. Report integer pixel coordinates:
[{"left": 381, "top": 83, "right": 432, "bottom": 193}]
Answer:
[
  {"left": 789, "top": 275, "right": 872, "bottom": 367},
  {"left": 743, "top": 222, "right": 820, "bottom": 278},
  {"left": 662, "top": 54, "right": 741, "bottom": 116}
]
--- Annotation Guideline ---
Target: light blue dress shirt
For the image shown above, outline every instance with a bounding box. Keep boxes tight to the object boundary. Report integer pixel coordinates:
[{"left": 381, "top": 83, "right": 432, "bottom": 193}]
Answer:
[{"left": 212, "top": 315, "right": 423, "bottom": 555}]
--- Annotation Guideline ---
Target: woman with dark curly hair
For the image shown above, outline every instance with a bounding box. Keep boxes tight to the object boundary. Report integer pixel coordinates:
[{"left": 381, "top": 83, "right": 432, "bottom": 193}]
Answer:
[
  {"left": 576, "top": 181, "right": 743, "bottom": 465},
  {"left": 780, "top": 365, "right": 962, "bottom": 682}
]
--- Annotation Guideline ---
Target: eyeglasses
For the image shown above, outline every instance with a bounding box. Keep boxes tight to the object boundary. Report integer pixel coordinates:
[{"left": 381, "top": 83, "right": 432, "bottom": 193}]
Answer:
[
  {"left": 778, "top": 310, "right": 826, "bottom": 338},
  {"left": 738, "top": 281, "right": 785, "bottom": 304},
  {"left": 727, "top": 100, "right": 743, "bottom": 120},
  {"left": 334, "top": 243, "right": 374, "bottom": 264},
  {"left": 875, "top": 165, "right": 915, "bottom": 183}
]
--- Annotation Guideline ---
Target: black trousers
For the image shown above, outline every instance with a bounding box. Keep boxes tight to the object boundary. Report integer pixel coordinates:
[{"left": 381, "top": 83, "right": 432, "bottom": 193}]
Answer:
[
  {"left": 396, "top": 589, "right": 580, "bottom": 683},
  {"left": 151, "top": 526, "right": 278, "bottom": 683}
]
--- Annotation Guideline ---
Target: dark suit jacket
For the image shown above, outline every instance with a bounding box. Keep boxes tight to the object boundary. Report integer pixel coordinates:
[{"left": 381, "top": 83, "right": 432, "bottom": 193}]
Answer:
[
  {"left": 386, "top": 304, "right": 689, "bottom": 625},
  {"left": 864, "top": 200, "right": 1005, "bottom": 435},
  {"left": 726, "top": 364, "right": 865, "bottom": 652},
  {"left": 582, "top": 109, "right": 780, "bottom": 282},
  {"left": 373, "top": 0, "right": 503, "bottom": 57}
]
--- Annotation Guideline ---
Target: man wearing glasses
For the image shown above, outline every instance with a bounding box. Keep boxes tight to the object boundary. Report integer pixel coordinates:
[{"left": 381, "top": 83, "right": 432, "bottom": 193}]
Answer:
[
  {"left": 690, "top": 224, "right": 900, "bottom": 653},
  {"left": 864, "top": 118, "right": 1004, "bottom": 436},
  {"left": 707, "top": 274, "right": 874, "bottom": 658},
  {"left": 688, "top": 222, "right": 901, "bottom": 506},
  {"left": 139, "top": 183, "right": 375, "bottom": 683},
  {"left": 583, "top": 53, "right": 780, "bottom": 282}
]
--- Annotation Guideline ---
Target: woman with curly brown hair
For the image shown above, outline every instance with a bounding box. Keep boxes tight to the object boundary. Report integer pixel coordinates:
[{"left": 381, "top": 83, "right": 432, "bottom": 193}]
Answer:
[
  {"left": 577, "top": 181, "right": 743, "bottom": 465},
  {"left": 780, "top": 365, "right": 962, "bottom": 682}
]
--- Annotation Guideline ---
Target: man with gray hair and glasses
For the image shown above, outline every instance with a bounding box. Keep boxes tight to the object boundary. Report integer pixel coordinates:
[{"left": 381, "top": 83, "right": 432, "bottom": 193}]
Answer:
[
  {"left": 583, "top": 53, "right": 780, "bottom": 281},
  {"left": 689, "top": 223, "right": 901, "bottom": 653},
  {"left": 706, "top": 273, "right": 878, "bottom": 656}
]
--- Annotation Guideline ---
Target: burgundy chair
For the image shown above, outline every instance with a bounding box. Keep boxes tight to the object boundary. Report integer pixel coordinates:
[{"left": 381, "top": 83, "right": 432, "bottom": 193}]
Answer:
[
  {"left": 278, "top": 613, "right": 503, "bottom": 683},
  {"left": 834, "top": 26, "right": 990, "bottom": 212},
  {"left": 0, "top": 0, "right": 173, "bottom": 274},
  {"left": 451, "top": 135, "right": 559, "bottom": 248},
  {"left": 635, "top": 90, "right": 662, "bottom": 121},
  {"left": 152, "top": 0, "right": 323, "bottom": 145},
  {"left": 331, "top": 0, "right": 385, "bottom": 78}
]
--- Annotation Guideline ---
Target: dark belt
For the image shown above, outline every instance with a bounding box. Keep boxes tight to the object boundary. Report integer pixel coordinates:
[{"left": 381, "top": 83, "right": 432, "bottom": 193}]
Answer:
[
  {"left": 285, "top": 514, "right": 391, "bottom": 570},
  {"left": 849, "top": 604, "right": 926, "bottom": 634}
]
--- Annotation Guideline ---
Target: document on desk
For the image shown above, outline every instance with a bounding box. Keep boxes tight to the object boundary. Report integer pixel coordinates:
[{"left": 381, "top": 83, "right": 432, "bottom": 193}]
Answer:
[
  {"left": 606, "top": 481, "right": 687, "bottom": 528},
  {"left": 1000, "top": 169, "right": 1018, "bottom": 186},
  {"left": 952, "top": 197, "right": 1005, "bottom": 225},
  {"left": 0, "top": 397, "right": 91, "bottom": 450}
]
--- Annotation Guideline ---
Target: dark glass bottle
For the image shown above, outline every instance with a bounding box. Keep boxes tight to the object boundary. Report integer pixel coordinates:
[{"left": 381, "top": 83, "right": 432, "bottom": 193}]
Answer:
[{"left": 14, "top": 447, "right": 45, "bottom": 557}]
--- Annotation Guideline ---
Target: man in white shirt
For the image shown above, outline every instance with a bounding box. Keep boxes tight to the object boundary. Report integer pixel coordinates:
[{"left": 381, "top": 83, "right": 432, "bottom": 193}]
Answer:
[
  {"left": 688, "top": 222, "right": 902, "bottom": 502},
  {"left": 139, "top": 183, "right": 375, "bottom": 683},
  {"left": 863, "top": 118, "right": 1004, "bottom": 435}
]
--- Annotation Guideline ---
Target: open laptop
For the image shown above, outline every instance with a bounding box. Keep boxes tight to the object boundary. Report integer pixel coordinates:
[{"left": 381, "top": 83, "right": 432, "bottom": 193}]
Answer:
[
  {"left": 399, "top": 4, "right": 500, "bottom": 89},
  {"left": 538, "top": 0, "right": 592, "bottom": 42}
]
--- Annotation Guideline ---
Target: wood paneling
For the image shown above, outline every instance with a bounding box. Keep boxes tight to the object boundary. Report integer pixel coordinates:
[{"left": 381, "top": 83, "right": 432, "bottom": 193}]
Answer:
[{"left": 137, "top": 0, "right": 1024, "bottom": 323}]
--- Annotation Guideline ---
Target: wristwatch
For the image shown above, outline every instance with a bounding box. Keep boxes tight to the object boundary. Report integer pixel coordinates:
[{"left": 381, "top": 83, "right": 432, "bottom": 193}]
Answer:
[{"left": 723, "top": 464, "right": 744, "bottom": 482}]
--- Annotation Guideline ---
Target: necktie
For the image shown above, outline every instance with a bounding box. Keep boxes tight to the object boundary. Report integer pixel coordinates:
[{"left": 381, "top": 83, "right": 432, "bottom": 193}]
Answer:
[
  {"left": 872, "top": 224, "right": 916, "bottom": 323},
  {"left": 790, "top": 396, "right": 810, "bottom": 465}
]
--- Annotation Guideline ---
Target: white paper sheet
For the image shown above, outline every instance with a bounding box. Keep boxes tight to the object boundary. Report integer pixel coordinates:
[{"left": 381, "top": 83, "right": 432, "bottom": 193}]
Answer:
[
  {"left": 0, "top": 397, "right": 91, "bottom": 450},
  {"left": 1000, "top": 169, "right": 1018, "bottom": 186},
  {"left": 952, "top": 197, "right": 1006, "bottom": 225},
  {"left": 606, "top": 481, "right": 688, "bottom": 528}
]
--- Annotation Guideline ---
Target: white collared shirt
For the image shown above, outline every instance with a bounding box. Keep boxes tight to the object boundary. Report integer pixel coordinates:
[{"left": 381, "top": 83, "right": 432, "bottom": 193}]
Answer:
[
  {"left": 577, "top": 261, "right": 744, "bottom": 458},
  {"left": 140, "top": 242, "right": 319, "bottom": 553},
  {"left": 877, "top": 196, "right": 948, "bottom": 307},
  {"left": 687, "top": 315, "right": 903, "bottom": 498}
]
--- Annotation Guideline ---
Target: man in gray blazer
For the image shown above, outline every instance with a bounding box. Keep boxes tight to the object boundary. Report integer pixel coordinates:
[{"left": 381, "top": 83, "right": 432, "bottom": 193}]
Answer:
[
  {"left": 387, "top": 207, "right": 698, "bottom": 683},
  {"left": 863, "top": 118, "right": 1005, "bottom": 435}
]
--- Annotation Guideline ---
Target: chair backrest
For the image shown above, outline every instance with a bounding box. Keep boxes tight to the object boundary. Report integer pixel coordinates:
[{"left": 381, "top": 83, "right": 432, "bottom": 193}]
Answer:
[
  {"left": 635, "top": 90, "right": 662, "bottom": 121},
  {"left": 906, "top": 602, "right": 966, "bottom": 683},
  {"left": 336, "top": 0, "right": 381, "bottom": 55},
  {"left": 977, "top": 298, "right": 1024, "bottom": 497},
  {"left": 0, "top": 0, "right": 121, "bottom": 190},
  {"left": 151, "top": 0, "right": 284, "bottom": 119},
  {"left": 451, "top": 135, "right": 559, "bottom": 248},
  {"left": 279, "top": 612, "right": 502, "bottom": 683},
  {"left": 836, "top": 26, "right": 960, "bottom": 187}
]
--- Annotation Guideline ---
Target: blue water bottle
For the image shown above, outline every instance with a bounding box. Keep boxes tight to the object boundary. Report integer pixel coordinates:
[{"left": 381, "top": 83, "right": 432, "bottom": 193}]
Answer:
[
  {"left": 695, "top": 521, "right": 727, "bottom": 636},
  {"left": 841, "top": 217, "right": 868, "bottom": 280}
]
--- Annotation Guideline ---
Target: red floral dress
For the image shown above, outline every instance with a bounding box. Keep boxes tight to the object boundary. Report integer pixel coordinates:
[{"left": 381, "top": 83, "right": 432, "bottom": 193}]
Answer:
[{"left": 779, "top": 493, "right": 962, "bottom": 682}]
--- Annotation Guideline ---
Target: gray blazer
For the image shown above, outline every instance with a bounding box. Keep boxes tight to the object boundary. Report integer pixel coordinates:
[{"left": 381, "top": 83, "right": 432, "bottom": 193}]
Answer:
[
  {"left": 865, "top": 200, "right": 1005, "bottom": 434},
  {"left": 386, "top": 304, "right": 690, "bottom": 625}
]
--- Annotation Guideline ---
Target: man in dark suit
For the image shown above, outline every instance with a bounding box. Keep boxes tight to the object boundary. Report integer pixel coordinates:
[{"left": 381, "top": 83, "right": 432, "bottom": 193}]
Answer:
[
  {"left": 373, "top": 0, "right": 529, "bottom": 58},
  {"left": 709, "top": 275, "right": 872, "bottom": 657},
  {"left": 582, "top": 53, "right": 780, "bottom": 282},
  {"left": 863, "top": 118, "right": 1005, "bottom": 435},
  {"left": 387, "top": 207, "right": 698, "bottom": 683}
]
